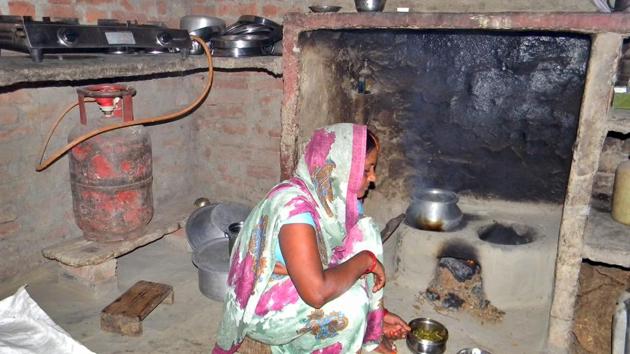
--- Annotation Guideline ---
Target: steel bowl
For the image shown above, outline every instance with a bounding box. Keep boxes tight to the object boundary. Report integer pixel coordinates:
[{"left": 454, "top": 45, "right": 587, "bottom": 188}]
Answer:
[
  {"left": 309, "top": 5, "right": 343, "bottom": 12},
  {"left": 406, "top": 318, "right": 448, "bottom": 354},
  {"left": 406, "top": 188, "right": 463, "bottom": 231},
  {"left": 355, "top": 0, "right": 386, "bottom": 12},
  {"left": 457, "top": 348, "right": 492, "bottom": 354},
  {"left": 180, "top": 15, "right": 226, "bottom": 32},
  {"left": 189, "top": 25, "right": 224, "bottom": 40}
]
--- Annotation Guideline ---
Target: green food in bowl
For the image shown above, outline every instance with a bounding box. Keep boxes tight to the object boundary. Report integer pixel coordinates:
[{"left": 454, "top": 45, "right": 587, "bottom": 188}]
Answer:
[{"left": 412, "top": 327, "right": 445, "bottom": 342}]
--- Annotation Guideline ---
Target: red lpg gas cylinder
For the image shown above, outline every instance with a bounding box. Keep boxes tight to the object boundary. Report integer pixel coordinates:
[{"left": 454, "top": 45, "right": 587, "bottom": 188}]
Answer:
[{"left": 68, "top": 85, "right": 153, "bottom": 242}]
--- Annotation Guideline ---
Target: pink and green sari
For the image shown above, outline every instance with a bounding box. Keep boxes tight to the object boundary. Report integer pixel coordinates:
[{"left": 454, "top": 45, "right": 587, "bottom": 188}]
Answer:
[{"left": 213, "top": 123, "right": 385, "bottom": 354}]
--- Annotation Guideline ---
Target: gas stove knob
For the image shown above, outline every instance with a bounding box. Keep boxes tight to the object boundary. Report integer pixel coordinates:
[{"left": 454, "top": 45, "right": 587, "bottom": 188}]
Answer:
[
  {"left": 156, "top": 32, "right": 172, "bottom": 46},
  {"left": 58, "top": 29, "right": 79, "bottom": 46}
]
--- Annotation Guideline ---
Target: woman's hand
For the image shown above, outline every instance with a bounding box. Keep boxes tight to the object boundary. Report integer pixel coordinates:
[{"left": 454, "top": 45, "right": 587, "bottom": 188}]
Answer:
[
  {"left": 368, "top": 255, "right": 386, "bottom": 293},
  {"left": 383, "top": 310, "right": 410, "bottom": 340}
]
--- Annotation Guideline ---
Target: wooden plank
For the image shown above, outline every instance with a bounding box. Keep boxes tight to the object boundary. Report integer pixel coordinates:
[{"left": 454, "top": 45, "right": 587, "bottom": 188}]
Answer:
[
  {"left": 101, "top": 281, "right": 174, "bottom": 336},
  {"left": 547, "top": 32, "right": 624, "bottom": 353}
]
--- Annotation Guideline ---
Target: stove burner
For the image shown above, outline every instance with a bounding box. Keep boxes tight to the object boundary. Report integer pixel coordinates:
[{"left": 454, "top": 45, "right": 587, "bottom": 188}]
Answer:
[
  {"left": 477, "top": 222, "right": 536, "bottom": 245},
  {"left": 0, "top": 15, "right": 192, "bottom": 62}
]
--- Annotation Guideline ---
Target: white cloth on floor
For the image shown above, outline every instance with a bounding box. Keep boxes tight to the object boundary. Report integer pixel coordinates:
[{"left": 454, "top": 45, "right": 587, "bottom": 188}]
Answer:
[{"left": 0, "top": 286, "right": 94, "bottom": 354}]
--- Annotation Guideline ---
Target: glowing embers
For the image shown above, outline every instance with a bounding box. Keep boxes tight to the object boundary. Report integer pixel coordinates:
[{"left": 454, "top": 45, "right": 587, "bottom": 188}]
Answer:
[{"left": 422, "top": 242, "right": 504, "bottom": 322}]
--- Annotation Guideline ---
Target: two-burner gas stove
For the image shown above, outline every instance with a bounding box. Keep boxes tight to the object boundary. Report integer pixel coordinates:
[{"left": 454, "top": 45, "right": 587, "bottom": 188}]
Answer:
[{"left": 0, "top": 16, "right": 192, "bottom": 62}]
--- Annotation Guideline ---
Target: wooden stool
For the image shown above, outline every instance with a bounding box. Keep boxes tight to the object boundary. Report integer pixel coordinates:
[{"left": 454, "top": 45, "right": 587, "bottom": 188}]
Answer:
[{"left": 101, "top": 280, "right": 174, "bottom": 336}]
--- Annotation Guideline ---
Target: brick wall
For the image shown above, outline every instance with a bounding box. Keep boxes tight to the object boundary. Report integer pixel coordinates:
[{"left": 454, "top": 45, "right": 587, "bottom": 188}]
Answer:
[
  {"left": 192, "top": 71, "right": 283, "bottom": 205},
  {"left": 0, "top": 0, "right": 598, "bottom": 281},
  {"left": 0, "top": 76, "right": 203, "bottom": 282}
]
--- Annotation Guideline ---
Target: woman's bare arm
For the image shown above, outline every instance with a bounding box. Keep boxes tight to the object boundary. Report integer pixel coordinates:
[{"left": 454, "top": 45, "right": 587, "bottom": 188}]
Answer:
[{"left": 279, "top": 223, "right": 385, "bottom": 308}]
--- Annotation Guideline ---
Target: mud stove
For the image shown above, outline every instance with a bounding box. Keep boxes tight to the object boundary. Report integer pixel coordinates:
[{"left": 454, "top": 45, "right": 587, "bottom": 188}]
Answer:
[{"left": 279, "top": 12, "right": 629, "bottom": 354}]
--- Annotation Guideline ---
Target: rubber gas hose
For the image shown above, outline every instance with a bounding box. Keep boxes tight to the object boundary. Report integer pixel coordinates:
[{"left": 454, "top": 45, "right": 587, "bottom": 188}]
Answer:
[{"left": 36, "top": 35, "right": 213, "bottom": 171}]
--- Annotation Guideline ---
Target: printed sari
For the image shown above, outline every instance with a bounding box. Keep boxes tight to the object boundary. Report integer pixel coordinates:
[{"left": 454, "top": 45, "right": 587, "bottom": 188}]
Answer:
[{"left": 213, "top": 123, "right": 385, "bottom": 354}]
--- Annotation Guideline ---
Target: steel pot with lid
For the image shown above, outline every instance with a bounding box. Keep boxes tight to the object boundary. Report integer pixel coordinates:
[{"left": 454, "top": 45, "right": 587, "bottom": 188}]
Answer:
[{"left": 406, "top": 188, "right": 463, "bottom": 232}]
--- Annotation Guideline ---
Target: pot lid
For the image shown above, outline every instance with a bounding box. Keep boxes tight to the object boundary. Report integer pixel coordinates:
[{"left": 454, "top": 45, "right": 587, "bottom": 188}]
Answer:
[
  {"left": 193, "top": 238, "right": 230, "bottom": 273},
  {"left": 185, "top": 201, "right": 251, "bottom": 252},
  {"left": 185, "top": 203, "right": 221, "bottom": 251},
  {"left": 210, "top": 202, "right": 251, "bottom": 235}
]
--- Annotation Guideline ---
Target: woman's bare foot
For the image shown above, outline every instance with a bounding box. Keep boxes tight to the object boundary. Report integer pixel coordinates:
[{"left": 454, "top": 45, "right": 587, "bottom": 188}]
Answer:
[{"left": 374, "top": 337, "right": 397, "bottom": 354}]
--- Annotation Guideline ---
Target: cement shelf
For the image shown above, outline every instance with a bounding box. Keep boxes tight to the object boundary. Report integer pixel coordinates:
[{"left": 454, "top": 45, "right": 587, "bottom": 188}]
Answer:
[
  {"left": 0, "top": 53, "right": 283, "bottom": 87},
  {"left": 41, "top": 200, "right": 194, "bottom": 267},
  {"left": 582, "top": 205, "right": 630, "bottom": 268},
  {"left": 609, "top": 109, "right": 630, "bottom": 134}
]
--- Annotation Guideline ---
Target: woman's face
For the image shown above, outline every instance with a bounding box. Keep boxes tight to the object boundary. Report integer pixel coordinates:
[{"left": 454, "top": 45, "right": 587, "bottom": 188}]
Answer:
[{"left": 359, "top": 148, "right": 379, "bottom": 199}]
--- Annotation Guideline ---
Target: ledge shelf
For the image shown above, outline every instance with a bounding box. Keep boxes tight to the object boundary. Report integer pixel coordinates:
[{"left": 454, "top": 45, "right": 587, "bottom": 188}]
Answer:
[
  {"left": 41, "top": 199, "right": 193, "bottom": 267},
  {"left": 0, "top": 53, "right": 282, "bottom": 87},
  {"left": 582, "top": 204, "right": 630, "bottom": 268},
  {"left": 609, "top": 109, "right": 630, "bottom": 134}
]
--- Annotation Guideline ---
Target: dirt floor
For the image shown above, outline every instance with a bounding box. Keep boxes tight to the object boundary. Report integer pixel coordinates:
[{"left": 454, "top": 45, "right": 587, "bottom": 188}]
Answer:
[{"left": 572, "top": 261, "right": 630, "bottom": 354}]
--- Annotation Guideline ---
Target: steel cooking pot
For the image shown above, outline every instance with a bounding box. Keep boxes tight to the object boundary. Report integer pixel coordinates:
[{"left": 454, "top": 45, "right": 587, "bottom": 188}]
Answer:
[
  {"left": 193, "top": 237, "right": 230, "bottom": 301},
  {"left": 406, "top": 188, "right": 463, "bottom": 231}
]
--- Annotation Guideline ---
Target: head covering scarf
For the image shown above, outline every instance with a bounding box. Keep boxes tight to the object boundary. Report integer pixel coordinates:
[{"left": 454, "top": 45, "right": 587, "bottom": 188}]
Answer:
[{"left": 213, "top": 123, "right": 384, "bottom": 354}]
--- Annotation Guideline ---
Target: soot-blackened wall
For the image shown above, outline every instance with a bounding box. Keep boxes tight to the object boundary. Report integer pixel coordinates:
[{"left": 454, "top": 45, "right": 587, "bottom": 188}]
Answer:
[{"left": 298, "top": 30, "right": 591, "bottom": 202}]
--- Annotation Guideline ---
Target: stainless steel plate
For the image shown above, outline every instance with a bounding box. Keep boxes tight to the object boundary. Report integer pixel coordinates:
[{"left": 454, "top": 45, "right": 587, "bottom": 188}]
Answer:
[
  {"left": 211, "top": 46, "right": 264, "bottom": 57},
  {"left": 309, "top": 5, "right": 342, "bottom": 12},
  {"left": 210, "top": 34, "right": 275, "bottom": 48},
  {"left": 236, "top": 15, "right": 282, "bottom": 31}
]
